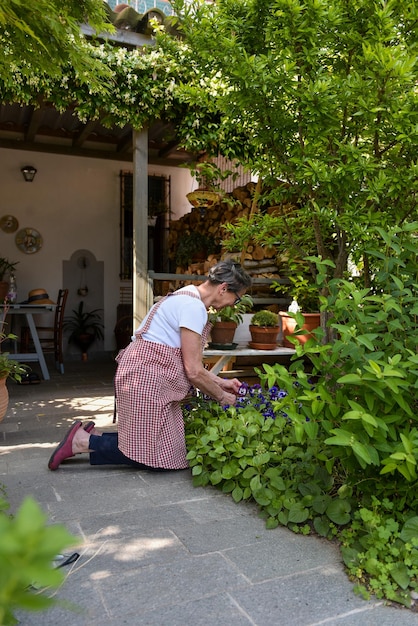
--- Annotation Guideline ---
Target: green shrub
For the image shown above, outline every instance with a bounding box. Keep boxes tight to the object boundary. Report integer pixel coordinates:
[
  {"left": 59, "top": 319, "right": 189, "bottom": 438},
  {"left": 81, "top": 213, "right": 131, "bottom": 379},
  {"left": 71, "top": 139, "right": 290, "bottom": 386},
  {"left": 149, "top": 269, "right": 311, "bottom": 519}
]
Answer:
[
  {"left": 0, "top": 493, "right": 78, "bottom": 625},
  {"left": 184, "top": 223, "right": 418, "bottom": 607}
]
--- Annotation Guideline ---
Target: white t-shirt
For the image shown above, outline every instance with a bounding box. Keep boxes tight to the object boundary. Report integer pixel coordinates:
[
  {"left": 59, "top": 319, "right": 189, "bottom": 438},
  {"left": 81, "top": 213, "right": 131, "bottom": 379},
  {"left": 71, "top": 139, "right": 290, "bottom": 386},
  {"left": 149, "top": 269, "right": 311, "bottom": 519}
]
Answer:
[{"left": 133, "top": 285, "right": 208, "bottom": 348}]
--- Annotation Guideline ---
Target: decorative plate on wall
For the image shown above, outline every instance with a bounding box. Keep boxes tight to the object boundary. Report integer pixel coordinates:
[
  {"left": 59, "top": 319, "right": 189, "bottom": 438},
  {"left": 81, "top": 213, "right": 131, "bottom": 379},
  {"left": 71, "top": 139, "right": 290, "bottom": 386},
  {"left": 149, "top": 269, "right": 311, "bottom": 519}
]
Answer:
[
  {"left": 15, "top": 227, "right": 43, "bottom": 254},
  {"left": 0, "top": 215, "right": 19, "bottom": 233}
]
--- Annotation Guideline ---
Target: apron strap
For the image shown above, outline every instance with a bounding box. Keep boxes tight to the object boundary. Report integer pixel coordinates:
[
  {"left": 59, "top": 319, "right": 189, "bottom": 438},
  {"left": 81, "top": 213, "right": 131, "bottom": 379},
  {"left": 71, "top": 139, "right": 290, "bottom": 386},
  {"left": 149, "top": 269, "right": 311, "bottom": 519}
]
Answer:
[{"left": 136, "top": 290, "right": 203, "bottom": 338}]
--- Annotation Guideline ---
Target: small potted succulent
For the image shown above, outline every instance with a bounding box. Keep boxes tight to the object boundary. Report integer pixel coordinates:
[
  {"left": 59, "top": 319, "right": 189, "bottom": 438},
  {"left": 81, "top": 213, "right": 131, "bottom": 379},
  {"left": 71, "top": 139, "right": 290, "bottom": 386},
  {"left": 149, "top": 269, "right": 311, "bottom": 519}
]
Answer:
[
  {"left": 208, "top": 294, "right": 253, "bottom": 346},
  {"left": 249, "top": 309, "right": 280, "bottom": 349}
]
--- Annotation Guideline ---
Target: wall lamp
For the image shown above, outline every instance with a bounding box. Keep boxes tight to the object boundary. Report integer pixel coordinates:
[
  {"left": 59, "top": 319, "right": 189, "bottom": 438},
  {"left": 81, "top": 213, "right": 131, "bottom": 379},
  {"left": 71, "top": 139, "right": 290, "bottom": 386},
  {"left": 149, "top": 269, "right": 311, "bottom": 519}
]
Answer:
[{"left": 21, "top": 165, "right": 37, "bottom": 182}]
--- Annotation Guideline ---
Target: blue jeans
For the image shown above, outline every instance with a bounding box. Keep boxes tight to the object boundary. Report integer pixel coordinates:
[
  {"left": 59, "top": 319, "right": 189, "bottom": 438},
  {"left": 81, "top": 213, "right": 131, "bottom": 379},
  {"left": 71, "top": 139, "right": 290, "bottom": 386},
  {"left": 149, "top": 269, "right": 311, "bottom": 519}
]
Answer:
[{"left": 88, "top": 433, "right": 170, "bottom": 471}]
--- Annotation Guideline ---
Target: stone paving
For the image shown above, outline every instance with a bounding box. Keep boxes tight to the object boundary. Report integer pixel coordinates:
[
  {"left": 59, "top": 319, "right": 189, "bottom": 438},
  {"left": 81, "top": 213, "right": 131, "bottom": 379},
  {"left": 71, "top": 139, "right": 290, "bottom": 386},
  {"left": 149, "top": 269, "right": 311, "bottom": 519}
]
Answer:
[{"left": 1, "top": 357, "right": 417, "bottom": 625}]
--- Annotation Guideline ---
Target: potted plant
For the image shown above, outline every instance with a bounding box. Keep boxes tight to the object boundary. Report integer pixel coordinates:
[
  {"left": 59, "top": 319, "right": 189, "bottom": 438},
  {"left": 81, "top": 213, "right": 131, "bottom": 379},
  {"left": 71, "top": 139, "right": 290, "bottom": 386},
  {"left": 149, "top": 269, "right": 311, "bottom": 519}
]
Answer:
[
  {"left": 63, "top": 301, "right": 104, "bottom": 361},
  {"left": 275, "top": 274, "right": 321, "bottom": 347},
  {"left": 0, "top": 258, "right": 19, "bottom": 302},
  {"left": 208, "top": 294, "right": 253, "bottom": 346},
  {"left": 184, "top": 160, "right": 240, "bottom": 209},
  {"left": 249, "top": 310, "right": 280, "bottom": 349},
  {"left": 175, "top": 231, "right": 219, "bottom": 268},
  {"left": 0, "top": 326, "right": 28, "bottom": 421}
]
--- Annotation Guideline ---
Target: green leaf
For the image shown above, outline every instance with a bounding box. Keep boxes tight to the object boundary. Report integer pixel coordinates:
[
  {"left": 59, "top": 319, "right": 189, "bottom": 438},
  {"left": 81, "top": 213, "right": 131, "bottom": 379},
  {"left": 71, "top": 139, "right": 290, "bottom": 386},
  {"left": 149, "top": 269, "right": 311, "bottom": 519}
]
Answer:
[
  {"left": 312, "top": 495, "right": 332, "bottom": 514},
  {"left": 299, "top": 482, "right": 321, "bottom": 497},
  {"left": 221, "top": 461, "right": 240, "bottom": 479},
  {"left": 232, "top": 485, "right": 243, "bottom": 503},
  {"left": 325, "top": 499, "right": 351, "bottom": 525},
  {"left": 357, "top": 334, "right": 378, "bottom": 350},
  {"left": 264, "top": 468, "right": 286, "bottom": 491},
  {"left": 252, "top": 452, "right": 270, "bottom": 466},
  {"left": 278, "top": 510, "right": 289, "bottom": 526},
  {"left": 253, "top": 488, "right": 272, "bottom": 507},
  {"left": 313, "top": 516, "right": 330, "bottom": 537},
  {"left": 304, "top": 420, "right": 319, "bottom": 439},
  {"left": 337, "top": 374, "right": 362, "bottom": 384},
  {"left": 266, "top": 517, "right": 279, "bottom": 529},
  {"left": 343, "top": 410, "right": 377, "bottom": 427},
  {"left": 288, "top": 503, "right": 309, "bottom": 523},
  {"left": 400, "top": 517, "right": 418, "bottom": 542},
  {"left": 352, "top": 441, "right": 372, "bottom": 465},
  {"left": 242, "top": 467, "right": 258, "bottom": 479},
  {"left": 325, "top": 429, "right": 354, "bottom": 446},
  {"left": 250, "top": 475, "right": 262, "bottom": 492},
  {"left": 390, "top": 563, "right": 410, "bottom": 590},
  {"left": 210, "top": 470, "right": 223, "bottom": 485}
]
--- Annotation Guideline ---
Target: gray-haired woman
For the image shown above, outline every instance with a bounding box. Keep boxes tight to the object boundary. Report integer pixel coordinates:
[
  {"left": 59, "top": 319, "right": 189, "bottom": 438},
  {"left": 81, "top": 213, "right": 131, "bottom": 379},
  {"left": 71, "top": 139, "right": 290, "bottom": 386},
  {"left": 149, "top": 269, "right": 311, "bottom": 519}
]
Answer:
[{"left": 48, "top": 260, "right": 251, "bottom": 472}]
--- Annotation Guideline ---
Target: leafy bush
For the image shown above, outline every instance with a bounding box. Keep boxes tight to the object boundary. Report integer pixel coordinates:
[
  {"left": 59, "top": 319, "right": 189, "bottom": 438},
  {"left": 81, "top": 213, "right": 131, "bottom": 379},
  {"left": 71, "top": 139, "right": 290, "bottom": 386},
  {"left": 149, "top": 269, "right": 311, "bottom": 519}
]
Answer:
[
  {"left": 0, "top": 493, "right": 78, "bottom": 625},
  {"left": 184, "top": 224, "right": 418, "bottom": 607}
]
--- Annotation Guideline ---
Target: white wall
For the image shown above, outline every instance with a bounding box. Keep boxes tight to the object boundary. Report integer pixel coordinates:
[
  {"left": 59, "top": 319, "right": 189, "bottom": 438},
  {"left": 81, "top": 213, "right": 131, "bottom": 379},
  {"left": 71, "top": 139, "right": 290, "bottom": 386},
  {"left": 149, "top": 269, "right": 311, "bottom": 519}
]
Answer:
[{"left": 0, "top": 148, "right": 192, "bottom": 356}]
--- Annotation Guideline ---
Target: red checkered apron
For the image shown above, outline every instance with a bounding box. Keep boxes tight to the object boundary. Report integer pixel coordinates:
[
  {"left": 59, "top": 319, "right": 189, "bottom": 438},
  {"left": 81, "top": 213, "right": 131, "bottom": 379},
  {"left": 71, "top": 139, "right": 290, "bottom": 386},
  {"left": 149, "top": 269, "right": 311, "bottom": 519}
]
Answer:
[{"left": 115, "top": 291, "right": 212, "bottom": 469}]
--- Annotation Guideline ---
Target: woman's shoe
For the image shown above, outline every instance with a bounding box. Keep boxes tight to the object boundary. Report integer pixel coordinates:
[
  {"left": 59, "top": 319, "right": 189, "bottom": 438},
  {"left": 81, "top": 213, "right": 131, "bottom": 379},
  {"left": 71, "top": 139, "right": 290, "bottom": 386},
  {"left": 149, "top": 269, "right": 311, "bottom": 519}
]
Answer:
[{"left": 48, "top": 421, "right": 83, "bottom": 471}]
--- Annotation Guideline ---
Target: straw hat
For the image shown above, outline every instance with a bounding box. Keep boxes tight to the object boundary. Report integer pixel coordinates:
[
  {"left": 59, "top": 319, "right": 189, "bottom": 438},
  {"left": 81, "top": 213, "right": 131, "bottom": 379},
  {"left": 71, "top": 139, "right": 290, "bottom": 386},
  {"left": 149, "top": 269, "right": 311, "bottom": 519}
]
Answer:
[{"left": 23, "top": 289, "right": 55, "bottom": 305}]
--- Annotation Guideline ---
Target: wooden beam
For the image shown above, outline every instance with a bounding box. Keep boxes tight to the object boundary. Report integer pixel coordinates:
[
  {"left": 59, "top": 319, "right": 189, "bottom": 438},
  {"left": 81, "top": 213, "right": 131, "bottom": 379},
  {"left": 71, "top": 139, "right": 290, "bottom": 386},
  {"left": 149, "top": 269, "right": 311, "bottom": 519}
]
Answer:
[
  {"left": 73, "top": 120, "right": 97, "bottom": 147},
  {"left": 25, "top": 107, "right": 44, "bottom": 142},
  {"left": 117, "top": 130, "right": 132, "bottom": 154}
]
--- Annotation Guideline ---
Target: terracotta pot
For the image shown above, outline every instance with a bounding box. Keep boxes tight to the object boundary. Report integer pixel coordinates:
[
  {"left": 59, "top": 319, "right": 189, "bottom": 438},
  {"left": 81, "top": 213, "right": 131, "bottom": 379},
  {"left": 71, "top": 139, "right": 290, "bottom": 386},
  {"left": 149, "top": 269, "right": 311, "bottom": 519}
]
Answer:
[
  {"left": 210, "top": 321, "right": 237, "bottom": 345},
  {"left": 0, "top": 281, "right": 9, "bottom": 303},
  {"left": 279, "top": 312, "right": 321, "bottom": 347},
  {"left": 73, "top": 332, "right": 95, "bottom": 360},
  {"left": 0, "top": 376, "right": 9, "bottom": 423},
  {"left": 249, "top": 325, "right": 280, "bottom": 350}
]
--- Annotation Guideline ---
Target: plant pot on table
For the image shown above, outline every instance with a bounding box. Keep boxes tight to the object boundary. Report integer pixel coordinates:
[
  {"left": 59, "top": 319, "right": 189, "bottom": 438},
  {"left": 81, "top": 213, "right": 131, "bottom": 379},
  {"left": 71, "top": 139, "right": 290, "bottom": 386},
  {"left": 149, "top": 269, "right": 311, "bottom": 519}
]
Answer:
[
  {"left": 279, "top": 311, "right": 321, "bottom": 348},
  {"left": 249, "top": 325, "right": 280, "bottom": 350},
  {"left": 210, "top": 321, "right": 238, "bottom": 346}
]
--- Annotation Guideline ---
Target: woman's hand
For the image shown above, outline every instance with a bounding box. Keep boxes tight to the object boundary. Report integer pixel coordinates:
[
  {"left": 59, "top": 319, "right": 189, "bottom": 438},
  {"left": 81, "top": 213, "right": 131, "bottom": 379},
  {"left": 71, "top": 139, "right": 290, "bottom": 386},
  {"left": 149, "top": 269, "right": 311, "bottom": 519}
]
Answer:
[
  {"left": 220, "top": 390, "right": 238, "bottom": 406},
  {"left": 218, "top": 377, "right": 242, "bottom": 394}
]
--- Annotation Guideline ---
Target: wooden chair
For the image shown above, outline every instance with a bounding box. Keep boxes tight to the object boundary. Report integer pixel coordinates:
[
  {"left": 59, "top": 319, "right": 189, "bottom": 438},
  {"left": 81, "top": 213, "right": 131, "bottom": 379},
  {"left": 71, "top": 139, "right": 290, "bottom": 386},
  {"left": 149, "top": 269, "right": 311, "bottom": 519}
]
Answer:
[{"left": 21, "top": 288, "right": 69, "bottom": 374}]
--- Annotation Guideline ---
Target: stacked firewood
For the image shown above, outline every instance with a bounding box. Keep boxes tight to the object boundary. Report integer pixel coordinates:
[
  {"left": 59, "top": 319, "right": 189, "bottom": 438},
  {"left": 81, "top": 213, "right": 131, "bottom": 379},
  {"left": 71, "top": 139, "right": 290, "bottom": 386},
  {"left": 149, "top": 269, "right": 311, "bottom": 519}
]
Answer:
[{"left": 168, "top": 182, "right": 286, "bottom": 295}]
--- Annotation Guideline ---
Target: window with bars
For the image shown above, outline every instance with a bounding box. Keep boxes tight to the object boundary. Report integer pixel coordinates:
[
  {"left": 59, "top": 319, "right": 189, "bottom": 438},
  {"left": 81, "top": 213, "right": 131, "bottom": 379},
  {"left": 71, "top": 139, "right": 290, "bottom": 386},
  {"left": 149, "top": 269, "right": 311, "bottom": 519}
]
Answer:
[{"left": 119, "top": 171, "right": 170, "bottom": 280}]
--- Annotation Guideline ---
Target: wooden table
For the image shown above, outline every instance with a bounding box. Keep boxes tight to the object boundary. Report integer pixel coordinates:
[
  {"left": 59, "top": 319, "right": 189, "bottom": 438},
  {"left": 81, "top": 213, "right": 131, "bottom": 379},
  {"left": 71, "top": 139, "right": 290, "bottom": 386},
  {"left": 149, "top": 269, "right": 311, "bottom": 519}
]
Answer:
[
  {"left": 1, "top": 304, "right": 56, "bottom": 380},
  {"left": 203, "top": 346, "right": 296, "bottom": 375}
]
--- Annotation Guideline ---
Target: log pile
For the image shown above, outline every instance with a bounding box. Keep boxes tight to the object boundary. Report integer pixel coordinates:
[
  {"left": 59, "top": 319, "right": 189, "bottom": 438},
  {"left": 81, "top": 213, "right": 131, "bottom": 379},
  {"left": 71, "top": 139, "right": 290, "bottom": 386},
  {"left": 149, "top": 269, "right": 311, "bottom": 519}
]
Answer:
[{"left": 164, "top": 182, "right": 291, "bottom": 303}]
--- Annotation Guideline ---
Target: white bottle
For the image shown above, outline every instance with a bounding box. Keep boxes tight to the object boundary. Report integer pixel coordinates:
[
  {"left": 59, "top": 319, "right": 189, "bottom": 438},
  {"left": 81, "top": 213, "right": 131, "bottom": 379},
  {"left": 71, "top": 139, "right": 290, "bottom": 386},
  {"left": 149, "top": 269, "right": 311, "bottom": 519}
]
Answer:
[
  {"left": 288, "top": 299, "right": 300, "bottom": 313},
  {"left": 7, "top": 274, "right": 17, "bottom": 303}
]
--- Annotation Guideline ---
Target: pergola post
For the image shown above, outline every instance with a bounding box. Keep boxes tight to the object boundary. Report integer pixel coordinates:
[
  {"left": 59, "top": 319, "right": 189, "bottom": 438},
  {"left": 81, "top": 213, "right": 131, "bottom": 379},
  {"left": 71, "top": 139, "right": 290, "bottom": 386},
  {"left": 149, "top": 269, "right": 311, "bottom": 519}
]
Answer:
[{"left": 132, "top": 128, "right": 153, "bottom": 328}]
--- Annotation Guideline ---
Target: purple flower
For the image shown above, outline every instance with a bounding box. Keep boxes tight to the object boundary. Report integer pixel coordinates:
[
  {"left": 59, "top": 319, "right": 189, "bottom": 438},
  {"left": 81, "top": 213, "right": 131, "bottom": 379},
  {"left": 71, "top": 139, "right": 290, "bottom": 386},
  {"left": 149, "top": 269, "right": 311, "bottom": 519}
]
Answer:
[
  {"left": 238, "top": 382, "right": 249, "bottom": 397},
  {"left": 250, "top": 384, "right": 262, "bottom": 396}
]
